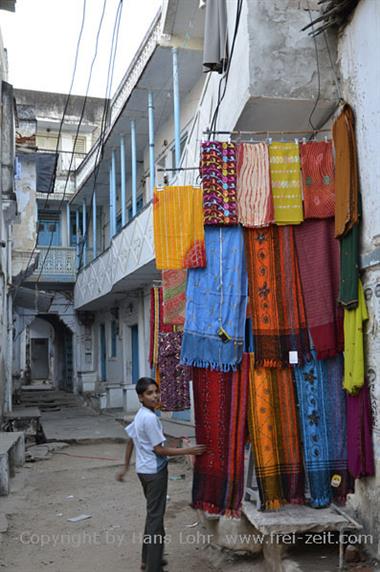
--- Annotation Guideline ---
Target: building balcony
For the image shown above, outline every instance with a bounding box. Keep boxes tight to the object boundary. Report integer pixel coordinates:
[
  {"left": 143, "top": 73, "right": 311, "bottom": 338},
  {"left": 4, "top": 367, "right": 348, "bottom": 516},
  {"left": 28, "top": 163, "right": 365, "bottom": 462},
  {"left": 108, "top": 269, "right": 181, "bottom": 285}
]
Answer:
[
  {"left": 74, "top": 203, "right": 159, "bottom": 310},
  {"left": 27, "top": 246, "right": 77, "bottom": 283}
]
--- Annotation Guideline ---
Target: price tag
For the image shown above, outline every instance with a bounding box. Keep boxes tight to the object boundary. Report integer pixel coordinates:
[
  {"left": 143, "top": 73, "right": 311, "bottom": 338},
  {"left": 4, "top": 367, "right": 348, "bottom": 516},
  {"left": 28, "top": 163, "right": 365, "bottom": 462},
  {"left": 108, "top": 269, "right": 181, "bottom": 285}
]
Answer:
[
  {"left": 331, "top": 474, "right": 342, "bottom": 488},
  {"left": 289, "top": 351, "right": 298, "bottom": 364}
]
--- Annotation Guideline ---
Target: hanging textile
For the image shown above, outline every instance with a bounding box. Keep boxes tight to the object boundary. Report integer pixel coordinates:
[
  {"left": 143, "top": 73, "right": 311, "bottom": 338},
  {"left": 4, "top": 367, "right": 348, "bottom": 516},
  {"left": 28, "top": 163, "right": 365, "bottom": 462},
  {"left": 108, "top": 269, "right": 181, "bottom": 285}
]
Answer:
[
  {"left": 343, "top": 280, "right": 368, "bottom": 395},
  {"left": 162, "top": 270, "right": 187, "bottom": 326},
  {"left": 200, "top": 141, "right": 238, "bottom": 225},
  {"left": 247, "top": 361, "right": 305, "bottom": 510},
  {"left": 153, "top": 186, "right": 206, "bottom": 270},
  {"left": 347, "top": 381, "right": 375, "bottom": 479},
  {"left": 149, "top": 287, "right": 173, "bottom": 368},
  {"left": 269, "top": 142, "right": 304, "bottom": 225},
  {"left": 244, "top": 225, "right": 310, "bottom": 367},
  {"left": 192, "top": 354, "right": 250, "bottom": 516},
  {"left": 181, "top": 226, "right": 248, "bottom": 372},
  {"left": 236, "top": 142, "right": 274, "bottom": 228},
  {"left": 300, "top": 141, "right": 335, "bottom": 219},
  {"left": 333, "top": 103, "right": 359, "bottom": 238},
  {"left": 157, "top": 332, "right": 191, "bottom": 411},
  {"left": 338, "top": 224, "right": 360, "bottom": 308},
  {"left": 294, "top": 354, "right": 353, "bottom": 507},
  {"left": 294, "top": 218, "right": 343, "bottom": 359},
  {"left": 202, "top": 0, "right": 228, "bottom": 74}
]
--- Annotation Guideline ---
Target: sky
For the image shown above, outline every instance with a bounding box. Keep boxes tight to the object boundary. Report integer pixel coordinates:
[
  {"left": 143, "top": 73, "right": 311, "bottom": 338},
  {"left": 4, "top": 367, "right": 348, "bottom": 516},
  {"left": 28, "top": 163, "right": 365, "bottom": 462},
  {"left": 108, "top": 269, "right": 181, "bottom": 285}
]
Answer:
[{"left": 0, "top": 0, "right": 161, "bottom": 98}]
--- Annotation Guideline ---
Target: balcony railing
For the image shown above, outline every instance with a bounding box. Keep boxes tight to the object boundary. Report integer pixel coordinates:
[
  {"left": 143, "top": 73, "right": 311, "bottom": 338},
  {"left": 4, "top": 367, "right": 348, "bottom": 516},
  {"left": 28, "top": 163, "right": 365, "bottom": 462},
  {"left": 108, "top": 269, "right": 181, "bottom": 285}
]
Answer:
[{"left": 28, "top": 246, "right": 76, "bottom": 283}]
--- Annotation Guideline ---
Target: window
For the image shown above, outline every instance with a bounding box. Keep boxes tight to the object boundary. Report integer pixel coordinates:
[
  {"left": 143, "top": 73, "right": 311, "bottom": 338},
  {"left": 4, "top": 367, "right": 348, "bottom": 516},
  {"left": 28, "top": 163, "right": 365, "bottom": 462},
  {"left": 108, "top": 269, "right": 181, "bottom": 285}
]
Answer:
[
  {"left": 110, "top": 320, "right": 118, "bottom": 358},
  {"left": 37, "top": 211, "right": 61, "bottom": 246}
]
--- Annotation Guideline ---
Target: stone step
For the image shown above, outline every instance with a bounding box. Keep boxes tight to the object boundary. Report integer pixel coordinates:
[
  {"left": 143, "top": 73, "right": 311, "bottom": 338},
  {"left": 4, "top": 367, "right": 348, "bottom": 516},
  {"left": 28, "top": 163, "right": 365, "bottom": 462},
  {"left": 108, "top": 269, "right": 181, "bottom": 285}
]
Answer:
[{"left": 0, "top": 432, "right": 25, "bottom": 496}]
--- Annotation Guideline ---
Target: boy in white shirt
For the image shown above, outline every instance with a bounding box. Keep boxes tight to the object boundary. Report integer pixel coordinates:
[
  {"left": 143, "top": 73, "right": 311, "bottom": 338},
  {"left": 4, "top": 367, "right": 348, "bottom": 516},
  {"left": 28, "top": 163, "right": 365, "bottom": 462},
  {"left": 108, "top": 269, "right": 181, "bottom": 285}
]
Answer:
[{"left": 116, "top": 377, "right": 205, "bottom": 572}]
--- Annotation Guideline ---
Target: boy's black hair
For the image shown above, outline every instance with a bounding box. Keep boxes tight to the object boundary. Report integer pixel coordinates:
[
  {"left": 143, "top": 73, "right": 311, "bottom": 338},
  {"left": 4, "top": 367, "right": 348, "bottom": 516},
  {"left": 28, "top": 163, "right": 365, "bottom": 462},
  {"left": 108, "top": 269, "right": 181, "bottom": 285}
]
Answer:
[{"left": 135, "top": 377, "right": 158, "bottom": 396}]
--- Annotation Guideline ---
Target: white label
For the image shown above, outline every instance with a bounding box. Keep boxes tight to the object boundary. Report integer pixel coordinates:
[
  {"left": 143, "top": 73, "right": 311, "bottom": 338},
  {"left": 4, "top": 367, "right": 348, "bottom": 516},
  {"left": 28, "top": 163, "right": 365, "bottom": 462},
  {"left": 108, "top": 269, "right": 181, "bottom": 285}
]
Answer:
[{"left": 289, "top": 351, "right": 298, "bottom": 364}]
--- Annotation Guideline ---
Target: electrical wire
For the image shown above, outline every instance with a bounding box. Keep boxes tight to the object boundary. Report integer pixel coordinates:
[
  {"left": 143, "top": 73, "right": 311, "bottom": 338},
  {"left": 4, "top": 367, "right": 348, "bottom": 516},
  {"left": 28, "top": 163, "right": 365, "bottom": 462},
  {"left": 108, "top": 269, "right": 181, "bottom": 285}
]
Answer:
[{"left": 306, "top": 0, "right": 322, "bottom": 130}]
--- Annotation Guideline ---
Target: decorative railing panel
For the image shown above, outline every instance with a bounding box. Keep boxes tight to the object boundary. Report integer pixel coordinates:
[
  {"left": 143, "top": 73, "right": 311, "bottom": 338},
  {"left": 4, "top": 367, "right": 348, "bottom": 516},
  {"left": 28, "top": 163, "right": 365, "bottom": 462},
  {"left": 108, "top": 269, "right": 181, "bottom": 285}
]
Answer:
[{"left": 28, "top": 247, "right": 76, "bottom": 282}]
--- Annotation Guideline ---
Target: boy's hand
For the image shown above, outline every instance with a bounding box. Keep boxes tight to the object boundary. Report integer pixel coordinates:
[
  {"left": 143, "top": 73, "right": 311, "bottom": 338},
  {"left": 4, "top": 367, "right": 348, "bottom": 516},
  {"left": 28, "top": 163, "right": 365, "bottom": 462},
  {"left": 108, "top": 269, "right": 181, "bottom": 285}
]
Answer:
[
  {"left": 188, "top": 444, "right": 206, "bottom": 456},
  {"left": 115, "top": 467, "right": 128, "bottom": 482}
]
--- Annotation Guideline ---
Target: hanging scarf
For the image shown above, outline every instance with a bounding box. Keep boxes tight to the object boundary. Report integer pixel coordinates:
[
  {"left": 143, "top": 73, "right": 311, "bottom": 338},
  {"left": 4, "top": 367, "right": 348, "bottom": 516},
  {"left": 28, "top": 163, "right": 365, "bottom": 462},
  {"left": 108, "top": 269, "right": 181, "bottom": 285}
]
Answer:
[
  {"left": 247, "top": 359, "right": 305, "bottom": 510},
  {"left": 333, "top": 104, "right": 359, "bottom": 238},
  {"left": 294, "top": 218, "right": 343, "bottom": 359},
  {"left": 157, "top": 332, "right": 191, "bottom": 411},
  {"left": 300, "top": 141, "right": 335, "bottom": 219},
  {"left": 269, "top": 142, "right": 304, "bottom": 225},
  {"left": 192, "top": 354, "right": 250, "bottom": 516},
  {"left": 338, "top": 192, "right": 361, "bottom": 309},
  {"left": 347, "top": 381, "right": 375, "bottom": 479},
  {"left": 343, "top": 280, "right": 368, "bottom": 395},
  {"left": 162, "top": 270, "right": 187, "bottom": 326},
  {"left": 153, "top": 186, "right": 206, "bottom": 270},
  {"left": 200, "top": 141, "right": 238, "bottom": 225},
  {"left": 294, "top": 353, "right": 353, "bottom": 508},
  {"left": 149, "top": 287, "right": 173, "bottom": 368},
  {"left": 236, "top": 142, "right": 274, "bottom": 227},
  {"left": 181, "top": 226, "right": 248, "bottom": 372},
  {"left": 244, "top": 225, "right": 310, "bottom": 367}
]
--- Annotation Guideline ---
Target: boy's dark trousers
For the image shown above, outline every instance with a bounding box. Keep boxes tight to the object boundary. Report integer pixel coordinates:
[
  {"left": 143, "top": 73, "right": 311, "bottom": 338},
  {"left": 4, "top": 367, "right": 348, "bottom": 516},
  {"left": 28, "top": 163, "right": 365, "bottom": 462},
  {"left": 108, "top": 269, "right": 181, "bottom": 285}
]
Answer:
[{"left": 138, "top": 465, "right": 168, "bottom": 572}]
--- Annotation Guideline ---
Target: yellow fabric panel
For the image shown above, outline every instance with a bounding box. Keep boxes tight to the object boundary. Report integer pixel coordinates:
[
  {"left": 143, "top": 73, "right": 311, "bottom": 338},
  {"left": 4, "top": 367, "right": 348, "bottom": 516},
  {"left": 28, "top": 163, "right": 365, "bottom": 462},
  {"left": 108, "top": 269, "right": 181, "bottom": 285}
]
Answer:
[
  {"left": 269, "top": 142, "right": 304, "bottom": 225},
  {"left": 343, "top": 280, "right": 368, "bottom": 394}
]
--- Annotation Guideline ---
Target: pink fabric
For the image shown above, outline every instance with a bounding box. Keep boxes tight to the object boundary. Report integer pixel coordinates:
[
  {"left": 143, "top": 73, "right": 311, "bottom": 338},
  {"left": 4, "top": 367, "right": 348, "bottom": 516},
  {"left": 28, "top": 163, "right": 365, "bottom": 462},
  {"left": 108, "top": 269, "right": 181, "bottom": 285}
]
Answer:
[
  {"left": 347, "top": 382, "right": 375, "bottom": 479},
  {"left": 294, "top": 218, "right": 343, "bottom": 359}
]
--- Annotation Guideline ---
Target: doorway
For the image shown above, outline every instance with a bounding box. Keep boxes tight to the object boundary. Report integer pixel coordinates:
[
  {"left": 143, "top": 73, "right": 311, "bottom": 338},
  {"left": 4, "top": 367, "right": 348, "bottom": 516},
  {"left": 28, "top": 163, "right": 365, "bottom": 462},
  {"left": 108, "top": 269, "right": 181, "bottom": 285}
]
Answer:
[
  {"left": 99, "top": 324, "right": 107, "bottom": 381},
  {"left": 131, "top": 324, "right": 139, "bottom": 384},
  {"left": 31, "top": 338, "right": 49, "bottom": 380}
]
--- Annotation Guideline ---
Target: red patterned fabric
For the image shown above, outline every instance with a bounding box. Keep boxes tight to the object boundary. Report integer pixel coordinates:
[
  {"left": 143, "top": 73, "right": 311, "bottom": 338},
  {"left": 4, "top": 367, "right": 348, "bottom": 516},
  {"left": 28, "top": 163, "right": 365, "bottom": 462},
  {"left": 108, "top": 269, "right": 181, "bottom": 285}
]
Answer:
[
  {"left": 192, "top": 355, "right": 250, "bottom": 516},
  {"left": 300, "top": 141, "right": 335, "bottom": 219},
  {"left": 149, "top": 287, "right": 173, "bottom": 368}
]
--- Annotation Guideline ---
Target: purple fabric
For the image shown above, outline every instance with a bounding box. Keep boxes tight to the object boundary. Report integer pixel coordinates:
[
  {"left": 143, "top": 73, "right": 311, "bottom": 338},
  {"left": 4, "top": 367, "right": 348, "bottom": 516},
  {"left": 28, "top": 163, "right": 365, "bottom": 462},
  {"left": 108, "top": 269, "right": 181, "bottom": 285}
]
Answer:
[
  {"left": 347, "top": 381, "right": 375, "bottom": 479},
  {"left": 158, "top": 332, "right": 191, "bottom": 411}
]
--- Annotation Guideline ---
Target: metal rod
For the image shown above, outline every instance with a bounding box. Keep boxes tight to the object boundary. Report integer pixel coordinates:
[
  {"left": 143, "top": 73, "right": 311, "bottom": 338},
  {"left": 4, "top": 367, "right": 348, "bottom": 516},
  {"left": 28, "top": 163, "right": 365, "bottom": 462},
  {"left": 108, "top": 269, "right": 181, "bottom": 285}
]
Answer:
[
  {"left": 82, "top": 199, "right": 87, "bottom": 267},
  {"left": 172, "top": 47, "right": 181, "bottom": 168},
  {"left": 66, "top": 203, "right": 71, "bottom": 247},
  {"left": 92, "top": 190, "right": 97, "bottom": 261},
  {"left": 148, "top": 91, "right": 155, "bottom": 200},
  {"left": 76, "top": 209, "right": 80, "bottom": 270},
  {"left": 111, "top": 149, "right": 117, "bottom": 236},
  {"left": 157, "top": 166, "right": 199, "bottom": 172},
  {"left": 109, "top": 167, "right": 114, "bottom": 241},
  {"left": 120, "top": 136, "right": 126, "bottom": 226},
  {"left": 203, "top": 128, "right": 331, "bottom": 135},
  {"left": 131, "top": 119, "right": 137, "bottom": 218}
]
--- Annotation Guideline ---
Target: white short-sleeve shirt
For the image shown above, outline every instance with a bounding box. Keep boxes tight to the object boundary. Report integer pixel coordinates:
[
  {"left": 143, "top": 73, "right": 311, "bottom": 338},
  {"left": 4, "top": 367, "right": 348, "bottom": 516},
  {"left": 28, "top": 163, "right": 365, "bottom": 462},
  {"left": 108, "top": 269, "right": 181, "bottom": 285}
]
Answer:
[{"left": 125, "top": 406, "right": 168, "bottom": 474}]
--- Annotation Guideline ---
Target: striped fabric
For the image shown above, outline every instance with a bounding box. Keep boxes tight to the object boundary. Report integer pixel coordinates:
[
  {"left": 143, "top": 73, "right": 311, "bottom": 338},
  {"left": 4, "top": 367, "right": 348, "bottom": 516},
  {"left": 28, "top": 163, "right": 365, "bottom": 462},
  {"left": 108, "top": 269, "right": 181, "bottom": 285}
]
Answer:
[
  {"left": 236, "top": 143, "right": 274, "bottom": 227},
  {"left": 162, "top": 270, "right": 187, "bottom": 326},
  {"left": 300, "top": 141, "right": 335, "bottom": 219},
  {"left": 153, "top": 186, "right": 206, "bottom": 270},
  {"left": 269, "top": 142, "right": 304, "bottom": 225},
  {"left": 247, "top": 359, "right": 305, "bottom": 510}
]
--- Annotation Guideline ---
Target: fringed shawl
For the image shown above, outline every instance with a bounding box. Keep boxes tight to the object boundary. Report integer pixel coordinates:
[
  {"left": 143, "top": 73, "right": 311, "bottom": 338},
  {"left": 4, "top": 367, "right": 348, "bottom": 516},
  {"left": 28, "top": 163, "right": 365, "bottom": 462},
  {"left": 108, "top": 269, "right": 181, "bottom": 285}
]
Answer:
[
  {"left": 247, "top": 359, "right": 305, "bottom": 510},
  {"left": 181, "top": 226, "right": 248, "bottom": 372},
  {"left": 236, "top": 142, "right": 274, "bottom": 227},
  {"left": 149, "top": 287, "right": 173, "bottom": 368},
  {"left": 162, "top": 270, "right": 187, "bottom": 326},
  {"left": 269, "top": 142, "right": 304, "bottom": 225},
  {"left": 300, "top": 141, "right": 335, "bottom": 219},
  {"left": 157, "top": 332, "right": 191, "bottom": 411},
  {"left": 294, "top": 353, "right": 353, "bottom": 508},
  {"left": 244, "top": 225, "right": 310, "bottom": 367},
  {"left": 192, "top": 354, "right": 250, "bottom": 516},
  {"left": 153, "top": 186, "right": 206, "bottom": 270},
  {"left": 347, "top": 381, "right": 375, "bottom": 479},
  {"left": 294, "top": 218, "right": 343, "bottom": 360}
]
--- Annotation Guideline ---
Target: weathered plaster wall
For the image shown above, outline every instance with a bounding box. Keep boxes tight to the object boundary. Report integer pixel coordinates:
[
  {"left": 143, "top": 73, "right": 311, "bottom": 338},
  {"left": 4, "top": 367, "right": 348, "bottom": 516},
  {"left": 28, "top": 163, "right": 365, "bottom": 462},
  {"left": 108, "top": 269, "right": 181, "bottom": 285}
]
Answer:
[
  {"left": 13, "top": 155, "right": 37, "bottom": 268},
  {"left": 337, "top": 0, "right": 380, "bottom": 557}
]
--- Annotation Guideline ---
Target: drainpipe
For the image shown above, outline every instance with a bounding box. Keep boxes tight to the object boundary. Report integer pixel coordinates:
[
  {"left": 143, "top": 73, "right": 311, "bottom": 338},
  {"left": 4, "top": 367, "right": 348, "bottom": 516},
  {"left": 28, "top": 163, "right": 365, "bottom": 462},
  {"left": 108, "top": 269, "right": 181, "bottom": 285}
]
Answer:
[
  {"left": 111, "top": 149, "right": 117, "bottom": 233},
  {"left": 120, "top": 136, "right": 126, "bottom": 226},
  {"left": 109, "top": 167, "right": 114, "bottom": 241},
  {"left": 66, "top": 203, "right": 71, "bottom": 247},
  {"left": 82, "top": 199, "right": 87, "bottom": 267},
  {"left": 76, "top": 209, "right": 80, "bottom": 270},
  {"left": 92, "top": 190, "right": 97, "bottom": 261},
  {"left": 131, "top": 120, "right": 137, "bottom": 217},
  {"left": 172, "top": 47, "right": 181, "bottom": 168},
  {"left": 6, "top": 234, "right": 13, "bottom": 412},
  {"left": 148, "top": 91, "right": 155, "bottom": 199}
]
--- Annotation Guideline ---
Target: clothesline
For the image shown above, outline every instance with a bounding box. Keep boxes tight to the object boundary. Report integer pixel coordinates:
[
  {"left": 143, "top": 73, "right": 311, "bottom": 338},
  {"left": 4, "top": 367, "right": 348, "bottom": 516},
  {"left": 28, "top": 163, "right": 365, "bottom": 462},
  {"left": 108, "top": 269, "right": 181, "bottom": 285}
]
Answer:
[{"left": 204, "top": 128, "right": 332, "bottom": 135}]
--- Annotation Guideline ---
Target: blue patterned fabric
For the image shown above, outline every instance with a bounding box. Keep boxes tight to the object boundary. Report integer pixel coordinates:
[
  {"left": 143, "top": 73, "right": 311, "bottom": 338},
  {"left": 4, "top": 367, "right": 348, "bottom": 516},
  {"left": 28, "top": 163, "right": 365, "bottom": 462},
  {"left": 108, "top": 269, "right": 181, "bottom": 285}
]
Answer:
[
  {"left": 293, "top": 352, "right": 352, "bottom": 508},
  {"left": 180, "top": 226, "right": 248, "bottom": 371}
]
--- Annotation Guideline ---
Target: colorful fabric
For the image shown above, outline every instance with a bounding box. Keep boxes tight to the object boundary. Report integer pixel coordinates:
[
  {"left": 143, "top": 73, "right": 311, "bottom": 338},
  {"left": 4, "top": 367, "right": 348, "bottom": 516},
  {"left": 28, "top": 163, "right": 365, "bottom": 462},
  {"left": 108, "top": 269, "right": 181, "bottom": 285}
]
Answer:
[
  {"left": 200, "top": 141, "right": 238, "bottom": 225},
  {"left": 294, "top": 218, "right": 343, "bottom": 359},
  {"left": 181, "top": 226, "right": 248, "bottom": 372},
  {"left": 269, "top": 142, "right": 304, "bottom": 225},
  {"left": 236, "top": 142, "right": 274, "bottom": 227},
  {"left": 192, "top": 354, "right": 250, "bottom": 516},
  {"left": 153, "top": 186, "right": 206, "bottom": 270},
  {"left": 162, "top": 270, "right": 187, "bottom": 326},
  {"left": 294, "top": 353, "right": 353, "bottom": 507},
  {"left": 343, "top": 280, "right": 368, "bottom": 395},
  {"left": 244, "top": 225, "right": 310, "bottom": 367},
  {"left": 157, "top": 332, "right": 191, "bottom": 411},
  {"left": 347, "top": 381, "right": 375, "bottom": 479},
  {"left": 333, "top": 104, "right": 359, "bottom": 238},
  {"left": 149, "top": 287, "right": 173, "bottom": 368},
  {"left": 247, "top": 360, "right": 305, "bottom": 510},
  {"left": 300, "top": 141, "right": 335, "bottom": 219}
]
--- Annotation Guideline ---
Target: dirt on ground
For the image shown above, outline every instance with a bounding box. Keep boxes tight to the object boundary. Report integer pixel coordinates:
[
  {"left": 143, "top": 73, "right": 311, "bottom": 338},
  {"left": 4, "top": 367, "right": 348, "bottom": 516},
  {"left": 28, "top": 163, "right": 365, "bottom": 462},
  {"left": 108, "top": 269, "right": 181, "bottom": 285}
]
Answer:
[{"left": 0, "top": 443, "right": 378, "bottom": 572}]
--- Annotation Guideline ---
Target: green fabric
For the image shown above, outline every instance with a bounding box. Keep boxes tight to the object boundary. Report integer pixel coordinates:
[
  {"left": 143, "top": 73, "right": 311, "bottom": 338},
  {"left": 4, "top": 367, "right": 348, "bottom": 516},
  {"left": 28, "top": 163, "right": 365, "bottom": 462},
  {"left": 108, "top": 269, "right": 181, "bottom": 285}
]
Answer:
[
  {"left": 343, "top": 280, "right": 368, "bottom": 395},
  {"left": 338, "top": 193, "right": 362, "bottom": 309}
]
